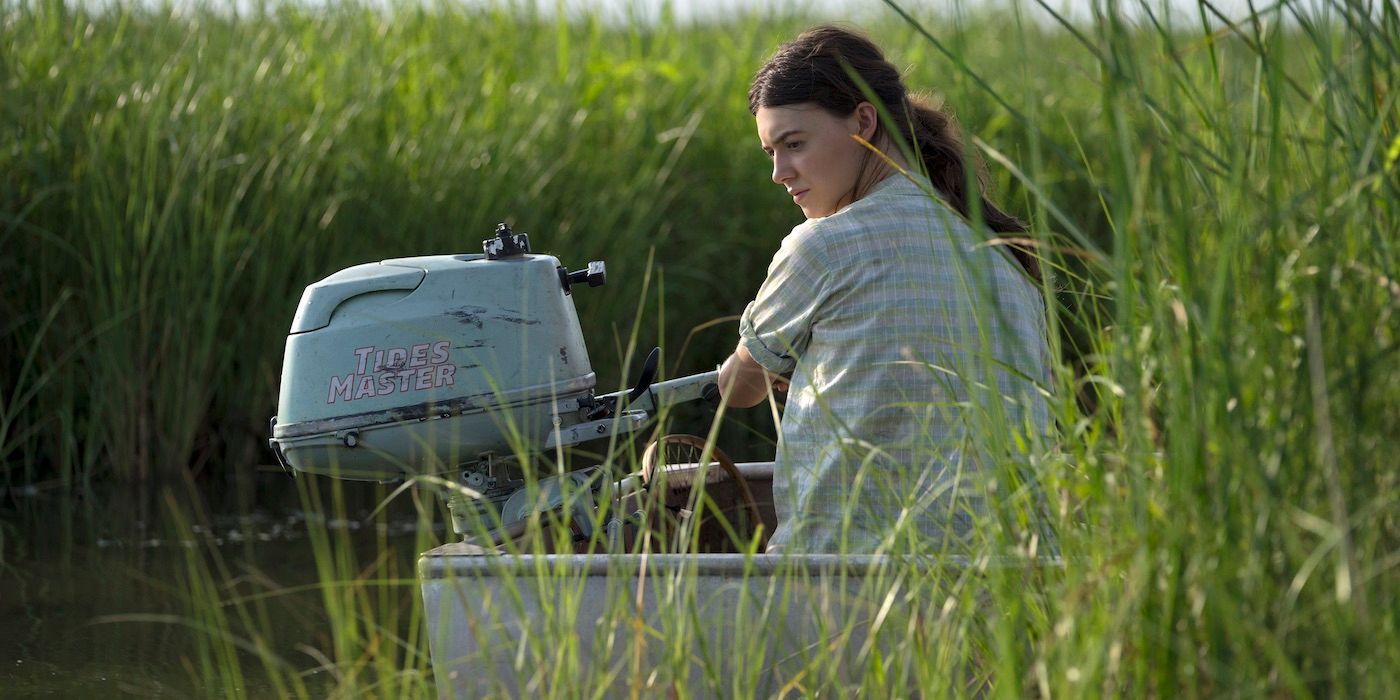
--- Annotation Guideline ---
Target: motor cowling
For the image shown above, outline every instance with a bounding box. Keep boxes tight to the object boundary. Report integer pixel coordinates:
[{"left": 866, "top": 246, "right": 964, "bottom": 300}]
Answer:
[{"left": 269, "top": 226, "right": 605, "bottom": 481}]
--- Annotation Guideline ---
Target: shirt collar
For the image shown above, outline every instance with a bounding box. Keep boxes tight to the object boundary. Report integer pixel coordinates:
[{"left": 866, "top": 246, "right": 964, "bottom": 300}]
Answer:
[{"left": 867, "top": 171, "right": 934, "bottom": 197}]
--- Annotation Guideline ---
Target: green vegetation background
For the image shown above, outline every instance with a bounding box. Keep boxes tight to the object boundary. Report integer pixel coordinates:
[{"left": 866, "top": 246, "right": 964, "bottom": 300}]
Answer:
[{"left": 2, "top": 0, "right": 1397, "bottom": 696}]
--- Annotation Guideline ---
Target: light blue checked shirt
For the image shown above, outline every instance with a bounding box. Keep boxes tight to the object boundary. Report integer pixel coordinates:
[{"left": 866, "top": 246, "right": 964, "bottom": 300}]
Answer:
[{"left": 739, "top": 174, "right": 1054, "bottom": 554}]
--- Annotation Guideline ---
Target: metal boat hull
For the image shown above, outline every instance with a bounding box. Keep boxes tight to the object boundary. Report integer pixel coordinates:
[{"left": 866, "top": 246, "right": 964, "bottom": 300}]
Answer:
[{"left": 418, "top": 463, "right": 978, "bottom": 697}]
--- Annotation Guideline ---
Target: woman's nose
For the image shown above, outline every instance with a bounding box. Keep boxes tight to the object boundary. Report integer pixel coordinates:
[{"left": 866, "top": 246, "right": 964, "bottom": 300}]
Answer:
[{"left": 771, "top": 156, "right": 793, "bottom": 185}]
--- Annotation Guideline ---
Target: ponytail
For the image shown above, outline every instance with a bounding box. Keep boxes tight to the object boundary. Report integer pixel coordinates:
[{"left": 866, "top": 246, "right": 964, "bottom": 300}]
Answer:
[{"left": 902, "top": 97, "right": 1041, "bottom": 283}]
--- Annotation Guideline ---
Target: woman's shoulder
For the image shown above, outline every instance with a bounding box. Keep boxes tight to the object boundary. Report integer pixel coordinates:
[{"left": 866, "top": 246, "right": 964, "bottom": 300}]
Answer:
[
  {"left": 779, "top": 212, "right": 845, "bottom": 253},
  {"left": 856, "top": 174, "right": 959, "bottom": 217},
  {"left": 792, "top": 177, "right": 924, "bottom": 236},
  {"left": 782, "top": 174, "right": 969, "bottom": 256},
  {"left": 827, "top": 174, "right": 967, "bottom": 235}
]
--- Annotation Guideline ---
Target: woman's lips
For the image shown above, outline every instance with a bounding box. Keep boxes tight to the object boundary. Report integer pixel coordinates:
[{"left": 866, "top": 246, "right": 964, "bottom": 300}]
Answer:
[{"left": 791, "top": 189, "right": 808, "bottom": 204}]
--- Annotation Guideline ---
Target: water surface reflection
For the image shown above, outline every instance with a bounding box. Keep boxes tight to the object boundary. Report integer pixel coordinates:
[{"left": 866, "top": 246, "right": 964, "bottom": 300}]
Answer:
[{"left": 1, "top": 478, "right": 444, "bottom": 696}]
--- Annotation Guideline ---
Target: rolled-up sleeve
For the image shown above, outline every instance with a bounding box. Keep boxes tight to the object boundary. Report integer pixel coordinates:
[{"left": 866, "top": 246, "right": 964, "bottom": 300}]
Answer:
[{"left": 739, "top": 226, "right": 829, "bottom": 374}]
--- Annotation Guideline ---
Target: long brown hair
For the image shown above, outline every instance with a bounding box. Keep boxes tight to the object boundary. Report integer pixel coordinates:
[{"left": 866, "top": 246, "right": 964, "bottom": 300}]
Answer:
[{"left": 749, "top": 25, "right": 1039, "bottom": 282}]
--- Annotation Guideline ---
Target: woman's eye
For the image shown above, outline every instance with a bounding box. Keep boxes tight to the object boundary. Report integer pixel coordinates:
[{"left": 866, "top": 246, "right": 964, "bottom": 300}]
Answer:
[{"left": 786, "top": 141, "right": 802, "bottom": 150}]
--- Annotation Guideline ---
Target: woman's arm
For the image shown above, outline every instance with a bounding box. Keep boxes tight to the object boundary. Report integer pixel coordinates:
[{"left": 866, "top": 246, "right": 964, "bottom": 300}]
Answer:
[{"left": 718, "top": 345, "right": 783, "bottom": 408}]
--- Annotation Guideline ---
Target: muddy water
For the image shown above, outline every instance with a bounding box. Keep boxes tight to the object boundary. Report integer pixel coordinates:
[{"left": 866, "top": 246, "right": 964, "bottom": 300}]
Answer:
[{"left": 0, "top": 478, "right": 443, "bottom": 697}]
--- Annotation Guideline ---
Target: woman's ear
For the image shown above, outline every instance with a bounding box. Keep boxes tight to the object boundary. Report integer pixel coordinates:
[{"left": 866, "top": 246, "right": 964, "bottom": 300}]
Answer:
[{"left": 854, "top": 102, "right": 879, "bottom": 139}]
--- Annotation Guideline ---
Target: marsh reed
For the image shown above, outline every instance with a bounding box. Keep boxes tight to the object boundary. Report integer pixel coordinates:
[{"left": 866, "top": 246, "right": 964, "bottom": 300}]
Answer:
[{"left": 2, "top": 0, "right": 1396, "bottom": 695}]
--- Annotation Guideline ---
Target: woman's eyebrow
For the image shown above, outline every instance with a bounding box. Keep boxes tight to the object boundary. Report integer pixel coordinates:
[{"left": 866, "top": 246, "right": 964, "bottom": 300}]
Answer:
[{"left": 761, "top": 129, "right": 802, "bottom": 149}]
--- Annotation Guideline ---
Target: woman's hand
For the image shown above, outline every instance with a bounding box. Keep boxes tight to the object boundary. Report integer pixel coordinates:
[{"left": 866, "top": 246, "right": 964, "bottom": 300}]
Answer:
[{"left": 717, "top": 345, "right": 784, "bottom": 408}]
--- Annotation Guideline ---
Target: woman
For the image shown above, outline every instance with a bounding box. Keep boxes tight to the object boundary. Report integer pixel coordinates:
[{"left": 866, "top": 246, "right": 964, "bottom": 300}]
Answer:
[{"left": 717, "top": 26, "right": 1054, "bottom": 555}]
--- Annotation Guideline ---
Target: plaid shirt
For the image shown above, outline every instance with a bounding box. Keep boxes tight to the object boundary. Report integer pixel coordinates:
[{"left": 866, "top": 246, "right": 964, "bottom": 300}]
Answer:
[{"left": 739, "top": 174, "right": 1053, "bottom": 554}]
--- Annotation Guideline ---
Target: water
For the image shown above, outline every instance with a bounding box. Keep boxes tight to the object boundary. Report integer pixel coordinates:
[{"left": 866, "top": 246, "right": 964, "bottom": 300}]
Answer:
[{"left": 0, "top": 479, "right": 443, "bottom": 696}]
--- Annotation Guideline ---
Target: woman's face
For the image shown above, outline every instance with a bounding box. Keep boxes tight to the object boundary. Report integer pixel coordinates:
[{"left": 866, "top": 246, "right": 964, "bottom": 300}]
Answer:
[{"left": 755, "top": 103, "right": 873, "bottom": 219}]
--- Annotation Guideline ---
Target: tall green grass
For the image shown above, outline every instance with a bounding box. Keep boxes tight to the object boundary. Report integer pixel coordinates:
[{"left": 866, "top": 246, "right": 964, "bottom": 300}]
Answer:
[
  {"left": 1, "top": 0, "right": 799, "bottom": 485},
  {"left": 2, "top": 0, "right": 1397, "bottom": 696}
]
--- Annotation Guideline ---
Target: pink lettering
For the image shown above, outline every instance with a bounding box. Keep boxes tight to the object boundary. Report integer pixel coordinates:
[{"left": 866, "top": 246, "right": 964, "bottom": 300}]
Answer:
[
  {"left": 434, "top": 364, "right": 455, "bottom": 388},
  {"left": 353, "top": 347, "right": 375, "bottom": 374},
  {"left": 431, "top": 341, "right": 450, "bottom": 364},
  {"left": 328, "top": 374, "right": 354, "bottom": 403},
  {"left": 343, "top": 345, "right": 462, "bottom": 400},
  {"left": 386, "top": 347, "right": 408, "bottom": 369},
  {"left": 410, "top": 343, "right": 430, "bottom": 368},
  {"left": 353, "top": 375, "right": 375, "bottom": 400}
]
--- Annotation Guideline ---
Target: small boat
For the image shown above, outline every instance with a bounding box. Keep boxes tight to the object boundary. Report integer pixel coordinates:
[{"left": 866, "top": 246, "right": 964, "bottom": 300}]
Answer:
[
  {"left": 268, "top": 225, "right": 1005, "bottom": 697},
  {"left": 419, "top": 461, "right": 981, "bottom": 698}
]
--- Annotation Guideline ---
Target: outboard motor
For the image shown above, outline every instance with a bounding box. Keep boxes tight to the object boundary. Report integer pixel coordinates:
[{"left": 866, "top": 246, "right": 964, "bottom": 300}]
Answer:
[{"left": 269, "top": 223, "right": 718, "bottom": 535}]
